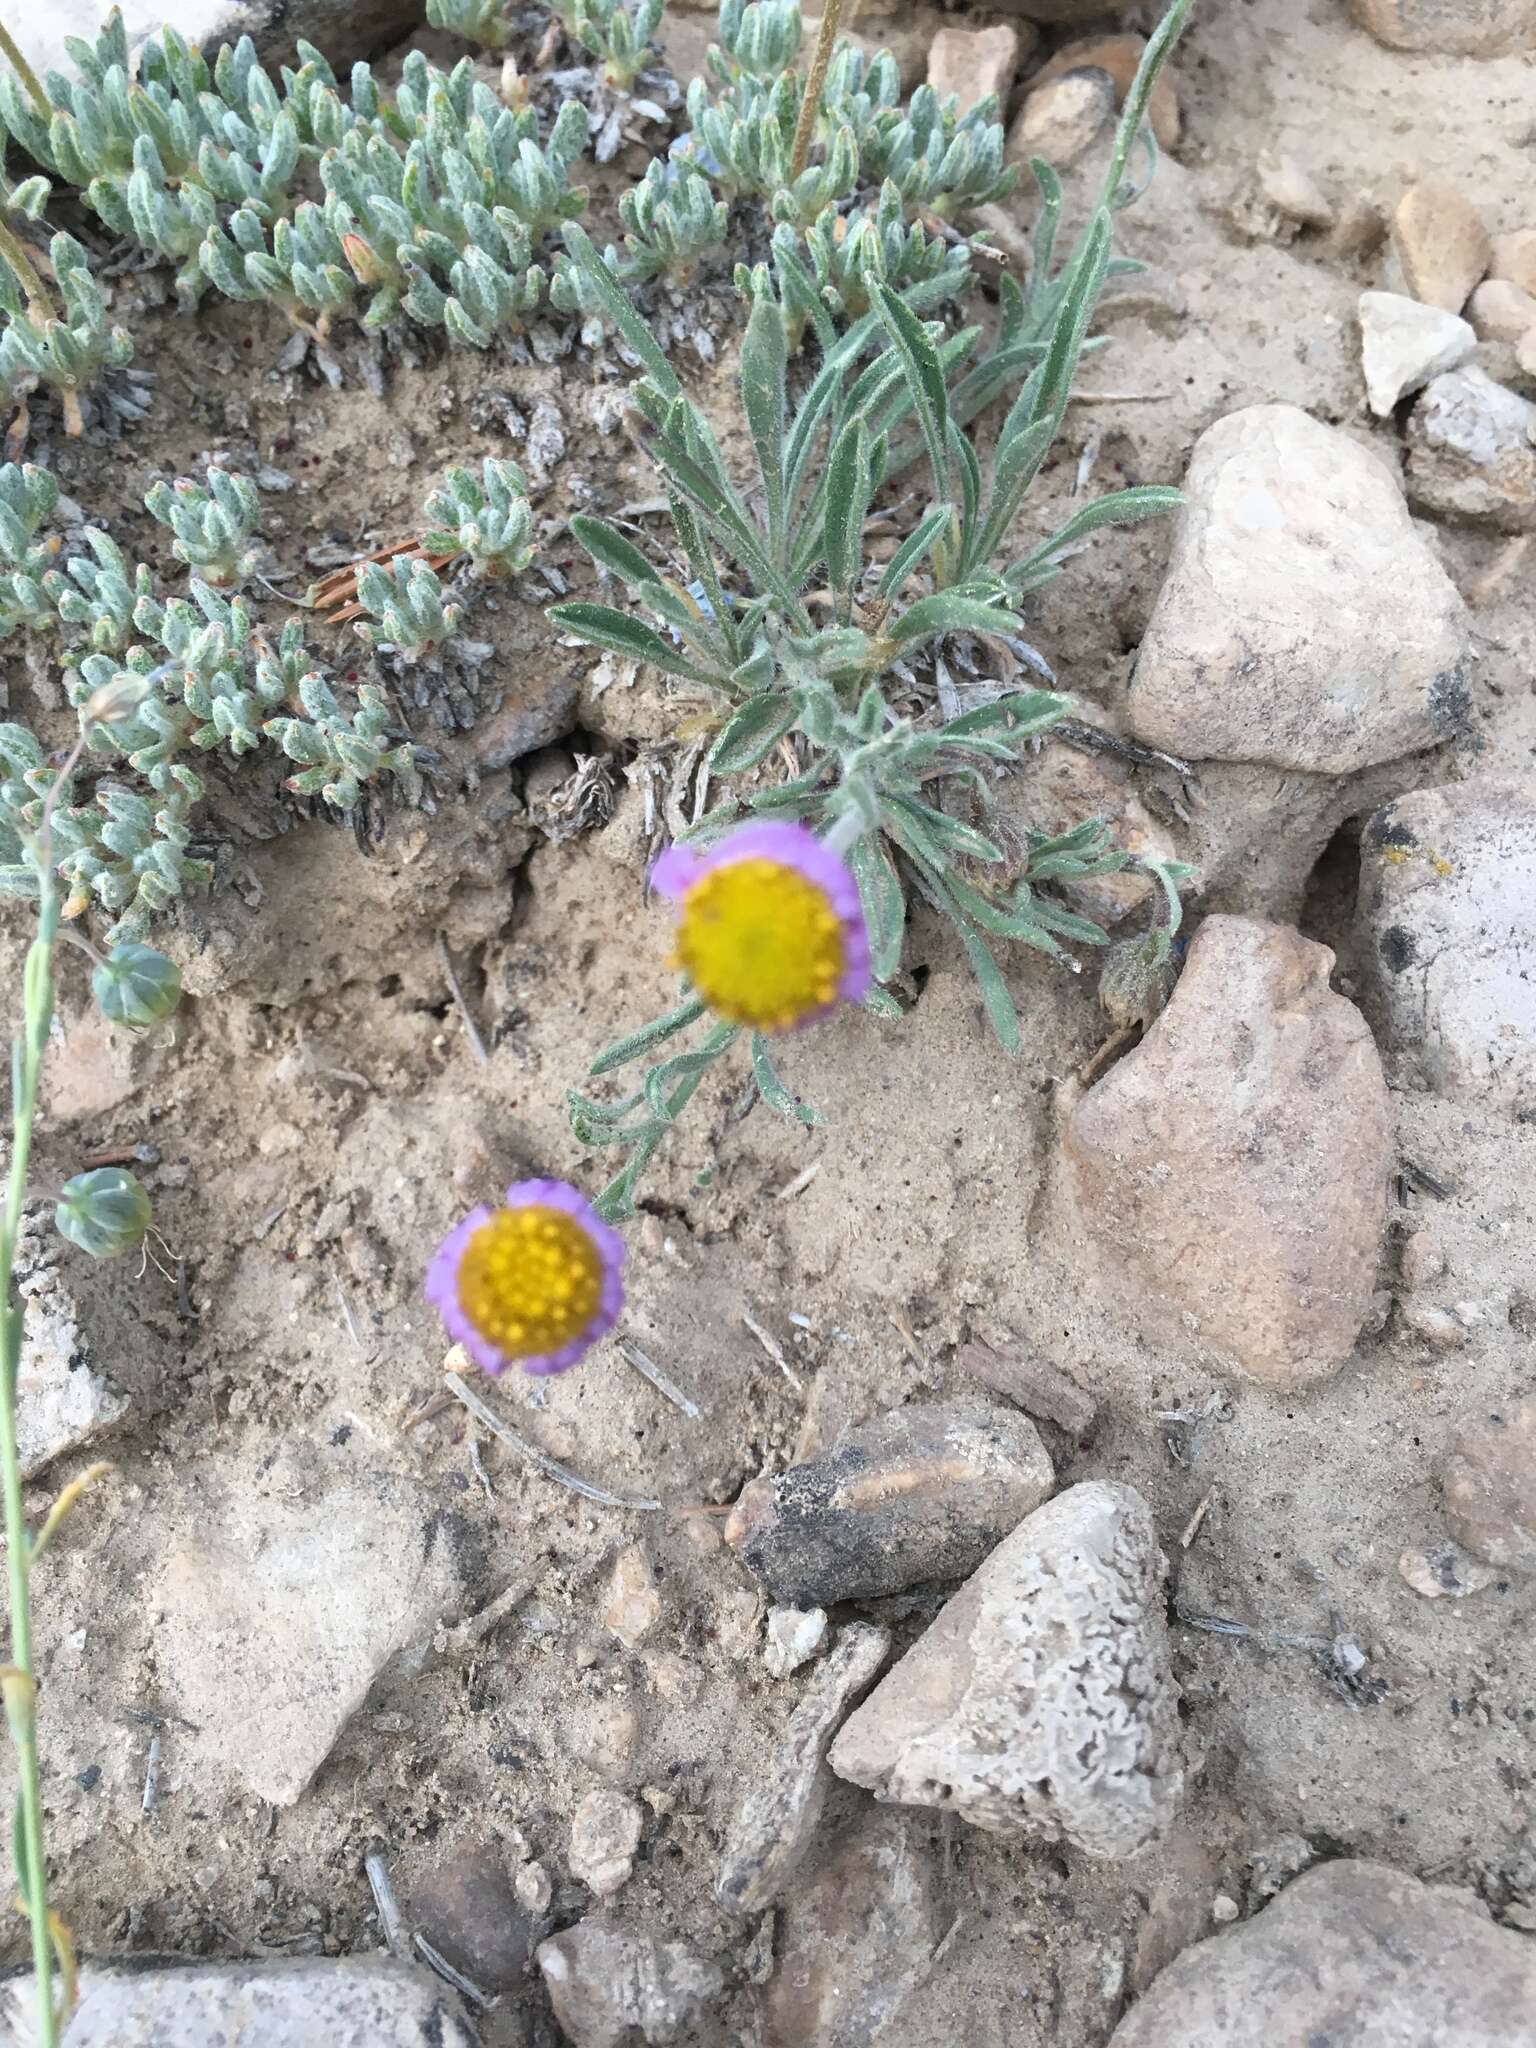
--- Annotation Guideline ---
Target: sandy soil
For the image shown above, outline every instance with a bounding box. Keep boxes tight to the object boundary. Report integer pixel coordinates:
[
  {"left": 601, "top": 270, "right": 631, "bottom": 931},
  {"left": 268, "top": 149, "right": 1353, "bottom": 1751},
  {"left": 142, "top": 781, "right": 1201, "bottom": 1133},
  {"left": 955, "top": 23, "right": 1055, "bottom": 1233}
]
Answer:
[{"left": 3, "top": 2, "right": 1535, "bottom": 2042}]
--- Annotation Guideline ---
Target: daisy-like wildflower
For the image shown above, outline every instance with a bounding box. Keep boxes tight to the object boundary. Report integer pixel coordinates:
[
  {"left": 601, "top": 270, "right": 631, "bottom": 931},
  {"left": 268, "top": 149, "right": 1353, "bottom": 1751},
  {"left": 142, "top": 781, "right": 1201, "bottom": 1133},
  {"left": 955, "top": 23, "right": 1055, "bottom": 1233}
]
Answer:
[
  {"left": 652, "top": 820, "right": 872, "bottom": 1032},
  {"left": 426, "top": 1179, "right": 624, "bottom": 1377}
]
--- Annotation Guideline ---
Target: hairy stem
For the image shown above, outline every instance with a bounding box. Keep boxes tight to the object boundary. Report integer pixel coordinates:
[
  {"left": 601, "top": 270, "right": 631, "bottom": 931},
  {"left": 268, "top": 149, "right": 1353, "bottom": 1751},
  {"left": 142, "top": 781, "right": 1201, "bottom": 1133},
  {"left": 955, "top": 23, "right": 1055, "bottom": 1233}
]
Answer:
[
  {"left": 0, "top": 18, "right": 50, "bottom": 124},
  {"left": 788, "top": 0, "right": 844, "bottom": 185}
]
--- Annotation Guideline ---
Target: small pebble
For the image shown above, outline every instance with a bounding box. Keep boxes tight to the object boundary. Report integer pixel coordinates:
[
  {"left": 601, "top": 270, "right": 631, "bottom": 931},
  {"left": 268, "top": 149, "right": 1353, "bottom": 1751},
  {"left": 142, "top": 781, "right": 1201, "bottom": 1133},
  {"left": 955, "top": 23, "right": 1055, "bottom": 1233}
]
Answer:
[
  {"left": 1393, "top": 182, "right": 1492, "bottom": 314},
  {"left": 1007, "top": 67, "right": 1116, "bottom": 170},
  {"left": 717, "top": 1621, "right": 890, "bottom": 1914},
  {"left": 569, "top": 1789, "right": 643, "bottom": 1900},
  {"left": 515, "top": 1860, "right": 553, "bottom": 1915},
  {"left": 1467, "top": 278, "right": 1536, "bottom": 347},
  {"left": 925, "top": 22, "right": 1022, "bottom": 118},
  {"left": 1397, "top": 1540, "right": 1499, "bottom": 1599},
  {"left": 1490, "top": 227, "right": 1536, "bottom": 299},
  {"left": 1029, "top": 33, "right": 1180, "bottom": 150},
  {"left": 1211, "top": 1894, "right": 1240, "bottom": 1925},
  {"left": 1259, "top": 154, "right": 1334, "bottom": 232},
  {"left": 763, "top": 1605, "right": 828, "bottom": 1679},
  {"left": 1441, "top": 1396, "right": 1536, "bottom": 1573},
  {"left": 601, "top": 1544, "right": 660, "bottom": 1651},
  {"left": 1358, "top": 290, "right": 1475, "bottom": 416}
]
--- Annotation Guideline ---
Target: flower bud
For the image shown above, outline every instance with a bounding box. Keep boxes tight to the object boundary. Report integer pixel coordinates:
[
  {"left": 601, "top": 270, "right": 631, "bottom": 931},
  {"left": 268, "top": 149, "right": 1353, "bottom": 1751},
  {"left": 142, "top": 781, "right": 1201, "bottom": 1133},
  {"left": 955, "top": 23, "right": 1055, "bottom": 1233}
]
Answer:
[
  {"left": 81, "top": 671, "right": 154, "bottom": 727},
  {"left": 55, "top": 1167, "right": 153, "bottom": 1260},
  {"left": 91, "top": 942, "right": 182, "bottom": 1031}
]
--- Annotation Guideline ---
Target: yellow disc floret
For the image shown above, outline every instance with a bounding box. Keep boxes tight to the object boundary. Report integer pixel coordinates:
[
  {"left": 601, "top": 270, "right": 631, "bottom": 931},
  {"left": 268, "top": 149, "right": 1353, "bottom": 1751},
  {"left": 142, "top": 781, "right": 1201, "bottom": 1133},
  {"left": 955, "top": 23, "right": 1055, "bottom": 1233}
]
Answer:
[
  {"left": 675, "top": 856, "right": 845, "bottom": 1031},
  {"left": 456, "top": 1204, "right": 603, "bottom": 1359}
]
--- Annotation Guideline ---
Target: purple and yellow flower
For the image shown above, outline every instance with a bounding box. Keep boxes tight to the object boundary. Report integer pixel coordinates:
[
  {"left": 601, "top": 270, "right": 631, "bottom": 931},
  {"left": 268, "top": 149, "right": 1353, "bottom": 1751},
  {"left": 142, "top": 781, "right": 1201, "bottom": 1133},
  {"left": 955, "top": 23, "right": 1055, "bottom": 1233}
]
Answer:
[
  {"left": 425, "top": 1178, "right": 624, "bottom": 1377},
  {"left": 652, "top": 821, "right": 871, "bottom": 1032}
]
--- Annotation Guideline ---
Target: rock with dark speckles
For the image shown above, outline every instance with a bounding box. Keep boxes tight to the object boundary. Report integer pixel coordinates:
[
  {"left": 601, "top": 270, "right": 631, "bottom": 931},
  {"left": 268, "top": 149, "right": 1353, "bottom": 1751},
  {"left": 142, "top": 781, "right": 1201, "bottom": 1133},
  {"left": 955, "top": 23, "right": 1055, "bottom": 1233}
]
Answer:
[
  {"left": 1358, "top": 776, "right": 1536, "bottom": 1111},
  {"left": 724, "top": 1402, "right": 1053, "bottom": 1605}
]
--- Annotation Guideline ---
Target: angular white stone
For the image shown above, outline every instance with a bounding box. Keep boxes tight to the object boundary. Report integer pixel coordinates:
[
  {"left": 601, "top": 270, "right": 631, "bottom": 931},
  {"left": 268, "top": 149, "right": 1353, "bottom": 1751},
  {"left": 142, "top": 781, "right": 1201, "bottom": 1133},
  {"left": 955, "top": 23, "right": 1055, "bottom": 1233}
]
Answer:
[{"left": 1359, "top": 290, "right": 1475, "bottom": 416}]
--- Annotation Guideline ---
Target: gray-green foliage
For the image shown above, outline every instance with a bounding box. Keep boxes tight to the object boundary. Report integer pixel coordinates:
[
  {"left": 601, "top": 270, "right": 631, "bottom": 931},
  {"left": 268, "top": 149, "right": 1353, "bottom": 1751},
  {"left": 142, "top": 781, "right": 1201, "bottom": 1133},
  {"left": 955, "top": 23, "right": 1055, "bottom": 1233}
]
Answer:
[
  {"left": 614, "top": 160, "right": 727, "bottom": 286},
  {"left": 0, "top": 463, "right": 428, "bottom": 937},
  {"left": 553, "top": 0, "right": 665, "bottom": 92},
  {"left": 0, "top": 232, "right": 134, "bottom": 430},
  {"left": 352, "top": 556, "right": 463, "bottom": 660},
  {"left": 2, "top": 14, "right": 586, "bottom": 352},
  {"left": 0, "top": 463, "right": 59, "bottom": 639},
  {"left": 144, "top": 466, "right": 262, "bottom": 586},
  {"left": 265, "top": 671, "right": 423, "bottom": 808},
  {"left": 557, "top": 4, "right": 1194, "bottom": 1216},
  {"left": 425, "top": 0, "right": 518, "bottom": 49},
  {"left": 422, "top": 457, "right": 536, "bottom": 578},
  {"left": 673, "top": 0, "right": 1014, "bottom": 301},
  {"left": 202, "top": 66, "right": 585, "bottom": 341}
]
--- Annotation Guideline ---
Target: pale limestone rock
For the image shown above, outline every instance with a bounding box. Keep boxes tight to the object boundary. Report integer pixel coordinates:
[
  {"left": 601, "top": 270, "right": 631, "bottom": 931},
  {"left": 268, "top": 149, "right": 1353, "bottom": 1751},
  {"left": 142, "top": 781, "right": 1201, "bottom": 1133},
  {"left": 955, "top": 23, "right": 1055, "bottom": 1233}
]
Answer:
[
  {"left": 1006, "top": 69, "right": 1115, "bottom": 170},
  {"left": 154, "top": 1478, "right": 467, "bottom": 1805},
  {"left": 1350, "top": 0, "right": 1536, "bottom": 56},
  {"left": 1406, "top": 364, "right": 1536, "bottom": 529},
  {"left": 1358, "top": 290, "right": 1475, "bottom": 415},
  {"left": 1393, "top": 181, "right": 1493, "bottom": 312},
  {"left": 925, "top": 23, "right": 1022, "bottom": 117},
  {"left": 1441, "top": 1395, "right": 1536, "bottom": 1571},
  {"left": 0, "top": 1957, "right": 478, "bottom": 2047},
  {"left": 830, "top": 1483, "right": 1181, "bottom": 1857},
  {"left": 1127, "top": 405, "right": 1467, "bottom": 774},
  {"left": 1357, "top": 776, "right": 1536, "bottom": 1109},
  {"left": 1108, "top": 1860, "right": 1536, "bottom": 2047},
  {"left": 1064, "top": 916, "right": 1393, "bottom": 1386}
]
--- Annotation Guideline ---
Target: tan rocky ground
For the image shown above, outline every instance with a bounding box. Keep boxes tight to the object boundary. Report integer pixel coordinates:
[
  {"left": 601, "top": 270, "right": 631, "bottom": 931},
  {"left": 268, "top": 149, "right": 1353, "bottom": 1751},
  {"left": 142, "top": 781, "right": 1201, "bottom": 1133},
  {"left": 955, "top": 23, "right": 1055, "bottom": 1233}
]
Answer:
[{"left": 2, "top": 0, "right": 1536, "bottom": 2042}]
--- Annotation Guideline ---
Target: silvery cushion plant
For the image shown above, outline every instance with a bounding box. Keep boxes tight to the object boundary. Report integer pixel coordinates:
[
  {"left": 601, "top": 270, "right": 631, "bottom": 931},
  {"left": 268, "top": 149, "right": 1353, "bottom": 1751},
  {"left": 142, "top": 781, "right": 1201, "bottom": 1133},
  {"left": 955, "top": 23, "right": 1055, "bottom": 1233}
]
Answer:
[
  {"left": 352, "top": 555, "right": 464, "bottom": 661},
  {"left": 425, "top": 0, "right": 519, "bottom": 50},
  {"left": 0, "top": 461, "right": 59, "bottom": 639},
  {"left": 422, "top": 458, "right": 537, "bottom": 579},
  {"left": 0, "top": 462, "right": 429, "bottom": 937},
  {"left": 144, "top": 466, "right": 262, "bottom": 587},
  {"left": 552, "top": 0, "right": 666, "bottom": 94},
  {"left": 0, "top": 13, "right": 587, "bottom": 356},
  {"left": 554, "top": 4, "right": 1194, "bottom": 1214},
  {"left": 0, "top": 232, "right": 134, "bottom": 436},
  {"left": 264, "top": 672, "right": 423, "bottom": 809}
]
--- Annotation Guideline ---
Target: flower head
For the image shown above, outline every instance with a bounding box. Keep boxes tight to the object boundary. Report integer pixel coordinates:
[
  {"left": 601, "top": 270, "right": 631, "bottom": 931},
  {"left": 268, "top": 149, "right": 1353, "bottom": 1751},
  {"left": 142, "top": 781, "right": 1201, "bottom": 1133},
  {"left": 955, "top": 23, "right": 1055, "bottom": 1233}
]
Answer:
[
  {"left": 652, "top": 821, "right": 871, "bottom": 1032},
  {"left": 425, "top": 1179, "right": 624, "bottom": 1377}
]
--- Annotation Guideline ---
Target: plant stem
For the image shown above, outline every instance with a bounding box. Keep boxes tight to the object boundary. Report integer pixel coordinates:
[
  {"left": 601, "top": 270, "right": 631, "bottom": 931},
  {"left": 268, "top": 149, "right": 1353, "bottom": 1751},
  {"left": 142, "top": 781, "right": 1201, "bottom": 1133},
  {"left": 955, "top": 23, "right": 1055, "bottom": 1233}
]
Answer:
[
  {"left": 0, "top": 881, "right": 60, "bottom": 2048},
  {"left": 0, "top": 213, "right": 53, "bottom": 323},
  {"left": 0, "top": 732, "right": 90, "bottom": 2048},
  {"left": 0, "top": 18, "right": 50, "bottom": 124},
  {"left": 788, "top": 0, "right": 843, "bottom": 185}
]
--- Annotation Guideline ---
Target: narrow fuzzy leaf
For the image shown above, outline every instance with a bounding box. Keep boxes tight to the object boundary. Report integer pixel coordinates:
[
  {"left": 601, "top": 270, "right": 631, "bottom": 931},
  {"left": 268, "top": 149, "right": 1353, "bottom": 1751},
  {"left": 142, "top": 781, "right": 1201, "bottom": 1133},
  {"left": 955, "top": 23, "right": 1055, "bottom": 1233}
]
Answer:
[
  {"left": 570, "top": 513, "right": 664, "bottom": 590},
  {"left": 1013, "top": 485, "right": 1182, "bottom": 579},
  {"left": 851, "top": 833, "right": 905, "bottom": 983},
  {"left": 890, "top": 591, "right": 1021, "bottom": 647},
  {"left": 872, "top": 281, "right": 950, "bottom": 502},
  {"left": 709, "top": 691, "right": 800, "bottom": 774},
  {"left": 740, "top": 292, "right": 788, "bottom": 566},
  {"left": 548, "top": 601, "right": 711, "bottom": 680},
  {"left": 751, "top": 1033, "right": 825, "bottom": 1126}
]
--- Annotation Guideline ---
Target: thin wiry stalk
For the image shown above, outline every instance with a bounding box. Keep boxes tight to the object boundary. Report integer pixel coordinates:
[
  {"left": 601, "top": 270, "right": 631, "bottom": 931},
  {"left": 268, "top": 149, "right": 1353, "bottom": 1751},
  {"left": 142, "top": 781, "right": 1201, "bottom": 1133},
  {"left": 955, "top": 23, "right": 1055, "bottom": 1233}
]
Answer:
[
  {"left": 788, "top": 0, "right": 844, "bottom": 184},
  {"left": 0, "top": 18, "right": 50, "bottom": 123}
]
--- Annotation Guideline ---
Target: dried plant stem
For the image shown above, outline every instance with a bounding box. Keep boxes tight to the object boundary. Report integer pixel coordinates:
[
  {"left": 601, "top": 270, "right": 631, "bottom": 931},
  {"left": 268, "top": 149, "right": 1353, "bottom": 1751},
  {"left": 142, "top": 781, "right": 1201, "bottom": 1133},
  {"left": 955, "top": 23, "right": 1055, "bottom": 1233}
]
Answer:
[
  {"left": 0, "top": 18, "right": 50, "bottom": 123},
  {"left": 0, "top": 214, "right": 54, "bottom": 322},
  {"left": 788, "top": 0, "right": 844, "bottom": 184}
]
